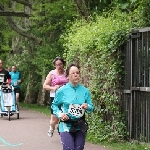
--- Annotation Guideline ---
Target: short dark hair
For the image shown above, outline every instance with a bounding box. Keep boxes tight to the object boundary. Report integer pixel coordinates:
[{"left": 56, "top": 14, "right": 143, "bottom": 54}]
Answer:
[
  {"left": 52, "top": 57, "right": 66, "bottom": 66},
  {"left": 66, "top": 62, "right": 80, "bottom": 77}
]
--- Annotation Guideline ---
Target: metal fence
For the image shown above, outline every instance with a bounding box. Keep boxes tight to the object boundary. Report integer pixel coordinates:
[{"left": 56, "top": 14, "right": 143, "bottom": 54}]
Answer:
[{"left": 122, "top": 27, "right": 150, "bottom": 142}]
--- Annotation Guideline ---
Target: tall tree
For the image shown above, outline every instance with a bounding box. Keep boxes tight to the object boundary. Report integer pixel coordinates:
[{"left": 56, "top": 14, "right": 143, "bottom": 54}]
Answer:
[{"left": 31, "top": 0, "right": 77, "bottom": 105}]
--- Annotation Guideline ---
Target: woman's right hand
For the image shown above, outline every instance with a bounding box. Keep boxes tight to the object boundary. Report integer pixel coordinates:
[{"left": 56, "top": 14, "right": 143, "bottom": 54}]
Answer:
[{"left": 60, "top": 113, "right": 69, "bottom": 121}]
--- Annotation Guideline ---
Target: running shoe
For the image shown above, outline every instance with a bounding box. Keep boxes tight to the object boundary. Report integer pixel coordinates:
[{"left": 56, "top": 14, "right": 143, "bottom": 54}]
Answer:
[{"left": 48, "top": 129, "right": 54, "bottom": 137}]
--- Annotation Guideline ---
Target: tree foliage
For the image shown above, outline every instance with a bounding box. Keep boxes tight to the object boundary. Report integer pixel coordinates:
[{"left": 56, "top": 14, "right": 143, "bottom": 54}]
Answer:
[
  {"left": 29, "top": 0, "right": 77, "bottom": 75},
  {"left": 0, "top": 17, "right": 15, "bottom": 61}
]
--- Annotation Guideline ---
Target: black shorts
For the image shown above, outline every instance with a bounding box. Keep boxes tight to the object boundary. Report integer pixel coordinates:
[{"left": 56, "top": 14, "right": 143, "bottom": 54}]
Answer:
[
  {"left": 14, "top": 87, "right": 20, "bottom": 94},
  {"left": 50, "top": 97, "right": 54, "bottom": 114}
]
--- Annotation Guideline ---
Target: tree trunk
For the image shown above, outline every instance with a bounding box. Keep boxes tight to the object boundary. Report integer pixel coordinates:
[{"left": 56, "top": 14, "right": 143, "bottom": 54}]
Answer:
[
  {"left": 37, "top": 87, "right": 50, "bottom": 106},
  {"left": 24, "top": 65, "right": 38, "bottom": 104},
  {"left": 37, "top": 67, "right": 49, "bottom": 105},
  {"left": 74, "top": 0, "right": 89, "bottom": 20}
]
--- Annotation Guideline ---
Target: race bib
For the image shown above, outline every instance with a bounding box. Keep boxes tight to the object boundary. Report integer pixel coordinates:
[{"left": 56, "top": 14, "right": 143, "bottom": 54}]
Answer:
[
  {"left": 50, "top": 90, "right": 55, "bottom": 97},
  {"left": 68, "top": 104, "right": 85, "bottom": 117},
  {"left": 0, "top": 74, "right": 4, "bottom": 82},
  {"left": 3, "top": 93, "right": 13, "bottom": 106}
]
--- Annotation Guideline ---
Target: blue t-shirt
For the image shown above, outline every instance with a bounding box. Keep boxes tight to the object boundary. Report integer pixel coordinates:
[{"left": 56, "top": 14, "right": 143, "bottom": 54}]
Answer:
[
  {"left": 9, "top": 71, "right": 21, "bottom": 88},
  {"left": 52, "top": 82, "right": 94, "bottom": 132}
]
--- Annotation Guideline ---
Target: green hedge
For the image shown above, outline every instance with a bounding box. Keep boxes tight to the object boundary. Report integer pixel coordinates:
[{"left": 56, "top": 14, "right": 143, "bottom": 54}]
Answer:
[{"left": 61, "top": 9, "right": 144, "bottom": 142}]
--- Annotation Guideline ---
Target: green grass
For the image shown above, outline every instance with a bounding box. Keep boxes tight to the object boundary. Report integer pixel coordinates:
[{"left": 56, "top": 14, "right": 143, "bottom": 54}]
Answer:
[
  {"left": 20, "top": 102, "right": 150, "bottom": 150},
  {"left": 20, "top": 102, "right": 50, "bottom": 116},
  {"left": 93, "top": 141, "right": 150, "bottom": 150}
]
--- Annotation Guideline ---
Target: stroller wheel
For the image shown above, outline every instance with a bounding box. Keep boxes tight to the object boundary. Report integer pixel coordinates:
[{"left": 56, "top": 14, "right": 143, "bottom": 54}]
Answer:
[
  {"left": 8, "top": 109, "right": 10, "bottom": 121},
  {"left": 17, "top": 113, "right": 19, "bottom": 119},
  {"left": 16, "top": 103, "right": 19, "bottom": 119}
]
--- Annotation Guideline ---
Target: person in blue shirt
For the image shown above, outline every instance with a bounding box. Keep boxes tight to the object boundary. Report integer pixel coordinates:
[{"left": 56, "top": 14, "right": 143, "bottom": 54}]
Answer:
[
  {"left": 52, "top": 63, "right": 94, "bottom": 150},
  {"left": 9, "top": 65, "right": 21, "bottom": 108}
]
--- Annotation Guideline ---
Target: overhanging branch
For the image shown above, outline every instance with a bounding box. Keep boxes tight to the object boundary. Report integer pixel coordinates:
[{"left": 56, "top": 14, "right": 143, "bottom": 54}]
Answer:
[
  {"left": 6, "top": 16, "right": 42, "bottom": 45},
  {"left": 0, "top": 11, "right": 30, "bottom": 17},
  {"left": 0, "top": 2, "right": 42, "bottom": 45}
]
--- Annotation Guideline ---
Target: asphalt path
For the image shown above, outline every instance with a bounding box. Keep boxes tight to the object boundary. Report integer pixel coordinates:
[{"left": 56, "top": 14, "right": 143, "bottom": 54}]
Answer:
[{"left": 0, "top": 108, "right": 109, "bottom": 150}]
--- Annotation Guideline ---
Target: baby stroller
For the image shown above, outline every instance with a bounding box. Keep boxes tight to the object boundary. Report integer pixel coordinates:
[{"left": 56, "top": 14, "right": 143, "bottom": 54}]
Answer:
[{"left": 0, "top": 82, "right": 19, "bottom": 121}]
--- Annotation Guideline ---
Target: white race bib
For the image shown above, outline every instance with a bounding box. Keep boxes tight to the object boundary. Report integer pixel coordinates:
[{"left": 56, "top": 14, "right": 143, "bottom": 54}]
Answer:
[
  {"left": 0, "top": 74, "right": 4, "bottom": 82},
  {"left": 3, "top": 93, "right": 13, "bottom": 106},
  {"left": 50, "top": 90, "right": 55, "bottom": 97},
  {"left": 68, "top": 104, "right": 85, "bottom": 117}
]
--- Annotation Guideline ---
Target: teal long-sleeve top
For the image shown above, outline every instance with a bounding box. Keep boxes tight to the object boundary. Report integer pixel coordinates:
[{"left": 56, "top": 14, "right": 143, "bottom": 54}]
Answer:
[
  {"left": 9, "top": 71, "right": 21, "bottom": 88},
  {"left": 51, "top": 82, "right": 94, "bottom": 132}
]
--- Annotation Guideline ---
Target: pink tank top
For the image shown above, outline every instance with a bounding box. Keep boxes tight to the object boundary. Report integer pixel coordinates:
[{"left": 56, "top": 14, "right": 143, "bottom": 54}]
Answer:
[{"left": 50, "top": 70, "right": 68, "bottom": 87}]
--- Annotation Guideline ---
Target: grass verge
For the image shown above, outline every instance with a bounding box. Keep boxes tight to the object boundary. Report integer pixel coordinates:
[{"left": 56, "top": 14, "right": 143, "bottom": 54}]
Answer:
[
  {"left": 20, "top": 102, "right": 50, "bottom": 116},
  {"left": 20, "top": 102, "right": 150, "bottom": 150},
  {"left": 87, "top": 140, "right": 150, "bottom": 150}
]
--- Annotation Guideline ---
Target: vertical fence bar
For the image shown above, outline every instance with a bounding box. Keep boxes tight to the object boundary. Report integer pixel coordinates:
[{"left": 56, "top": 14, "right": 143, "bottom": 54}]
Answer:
[
  {"left": 147, "top": 31, "right": 150, "bottom": 142},
  {"left": 141, "top": 32, "right": 145, "bottom": 141},
  {"left": 132, "top": 37, "right": 136, "bottom": 139},
  {"left": 134, "top": 36, "right": 140, "bottom": 140},
  {"left": 145, "top": 31, "right": 148, "bottom": 142}
]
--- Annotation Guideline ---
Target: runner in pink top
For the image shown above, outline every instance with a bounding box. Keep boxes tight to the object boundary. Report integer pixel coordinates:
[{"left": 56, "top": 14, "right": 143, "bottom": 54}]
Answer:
[
  {"left": 43, "top": 57, "right": 68, "bottom": 137},
  {"left": 49, "top": 70, "right": 68, "bottom": 97}
]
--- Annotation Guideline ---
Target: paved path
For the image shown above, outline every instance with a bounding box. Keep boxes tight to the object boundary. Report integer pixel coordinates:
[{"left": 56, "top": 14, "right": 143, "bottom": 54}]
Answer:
[{"left": 0, "top": 108, "right": 109, "bottom": 150}]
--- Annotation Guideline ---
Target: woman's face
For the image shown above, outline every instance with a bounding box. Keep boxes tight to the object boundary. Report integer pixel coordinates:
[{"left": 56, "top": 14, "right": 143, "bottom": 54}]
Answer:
[
  {"left": 54, "top": 60, "right": 64, "bottom": 71},
  {"left": 68, "top": 66, "right": 80, "bottom": 86}
]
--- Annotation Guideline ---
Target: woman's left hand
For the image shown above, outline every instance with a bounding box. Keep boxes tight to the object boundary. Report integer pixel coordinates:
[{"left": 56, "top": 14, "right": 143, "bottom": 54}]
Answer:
[
  {"left": 81, "top": 103, "right": 88, "bottom": 110},
  {"left": 53, "top": 85, "right": 60, "bottom": 92}
]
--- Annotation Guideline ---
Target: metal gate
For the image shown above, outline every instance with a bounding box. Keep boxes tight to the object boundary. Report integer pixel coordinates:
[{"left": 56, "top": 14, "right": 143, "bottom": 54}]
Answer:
[{"left": 122, "top": 27, "right": 150, "bottom": 142}]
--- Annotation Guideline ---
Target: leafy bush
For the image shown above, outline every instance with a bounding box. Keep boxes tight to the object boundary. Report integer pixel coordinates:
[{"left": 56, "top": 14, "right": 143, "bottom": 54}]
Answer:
[{"left": 61, "top": 9, "right": 144, "bottom": 142}]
